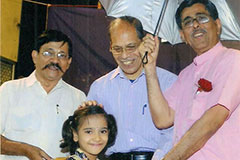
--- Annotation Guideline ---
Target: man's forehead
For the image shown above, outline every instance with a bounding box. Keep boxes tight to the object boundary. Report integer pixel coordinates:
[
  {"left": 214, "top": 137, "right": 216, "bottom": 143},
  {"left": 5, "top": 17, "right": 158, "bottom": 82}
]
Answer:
[
  {"left": 110, "top": 28, "right": 140, "bottom": 45},
  {"left": 111, "top": 22, "right": 134, "bottom": 34},
  {"left": 40, "top": 41, "right": 68, "bottom": 51},
  {"left": 181, "top": 3, "right": 208, "bottom": 18},
  {"left": 183, "top": 12, "right": 209, "bottom": 21},
  {"left": 111, "top": 36, "right": 140, "bottom": 47}
]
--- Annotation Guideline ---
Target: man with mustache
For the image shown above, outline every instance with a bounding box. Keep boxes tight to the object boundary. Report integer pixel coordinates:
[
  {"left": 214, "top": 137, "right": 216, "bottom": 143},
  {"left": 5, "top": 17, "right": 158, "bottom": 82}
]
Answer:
[
  {"left": 142, "top": 0, "right": 240, "bottom": 160},
  {"left": 87, "top": 16, "right": 177, "bottom": 159},
  {"left": 0, "top": 30, "right": 86, "bottom": 160}
]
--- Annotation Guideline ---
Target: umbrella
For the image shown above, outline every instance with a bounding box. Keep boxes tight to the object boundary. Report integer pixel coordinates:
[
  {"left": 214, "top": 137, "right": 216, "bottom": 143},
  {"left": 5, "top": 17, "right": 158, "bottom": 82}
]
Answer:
[{"left": 100, "top": 0, "right": 240, "bottom": 45}]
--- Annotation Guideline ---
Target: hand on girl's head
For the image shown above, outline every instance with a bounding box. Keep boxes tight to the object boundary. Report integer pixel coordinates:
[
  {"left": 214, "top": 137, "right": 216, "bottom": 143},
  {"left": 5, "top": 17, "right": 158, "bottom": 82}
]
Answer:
[{"left": 78, "top": 100, "right": 103, "bottom": 109}]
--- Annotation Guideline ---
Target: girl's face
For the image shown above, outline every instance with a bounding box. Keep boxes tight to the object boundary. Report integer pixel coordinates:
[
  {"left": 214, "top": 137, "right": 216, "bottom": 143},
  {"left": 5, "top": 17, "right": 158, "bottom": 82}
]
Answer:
[{"left": 73, "top": 114, "right": 109, "bottom": 160}]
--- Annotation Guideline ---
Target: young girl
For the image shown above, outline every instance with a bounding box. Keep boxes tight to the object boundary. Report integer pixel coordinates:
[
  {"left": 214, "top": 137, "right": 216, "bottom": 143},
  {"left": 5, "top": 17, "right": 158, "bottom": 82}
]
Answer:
[{"left": 57, "top": 105, "right": 117, "bottom": 160}]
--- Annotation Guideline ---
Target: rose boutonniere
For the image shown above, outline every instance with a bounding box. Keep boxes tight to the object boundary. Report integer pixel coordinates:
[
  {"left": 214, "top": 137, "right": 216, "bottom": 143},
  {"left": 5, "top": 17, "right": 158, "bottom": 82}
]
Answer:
[{"left": 197, "top": 78, "right": 212, "bottom": 93}]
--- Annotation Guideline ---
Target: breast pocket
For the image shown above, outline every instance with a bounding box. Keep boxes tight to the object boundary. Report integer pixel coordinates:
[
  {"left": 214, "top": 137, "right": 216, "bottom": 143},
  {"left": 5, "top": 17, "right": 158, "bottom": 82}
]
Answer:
[
  {"left": 9, "top": 108, "right": 41, "bottom": 132},
  {"left": 189, "top": 92, "right": 211, "bottom": 120}
]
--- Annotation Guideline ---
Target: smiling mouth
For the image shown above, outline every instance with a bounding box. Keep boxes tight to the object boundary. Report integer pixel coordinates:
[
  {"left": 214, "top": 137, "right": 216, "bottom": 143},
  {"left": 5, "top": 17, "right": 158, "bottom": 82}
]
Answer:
[
  {"left": 48, "top": 65, "right": 59, "bottom": 70},
  {"left": 89, "top": 143, "right": 104, "bottom": 147},
  {"left": 122, "top": 61, "right": 133, "bottom": 65},
  {"left": 121, "top": 59, "right": 135, "bottom": 65},
  {"left": 192, "top": 29, "right": 206, "bottom": 39},
  {"left": 193, "top": 32, "right": 204, "bottom": 38}
]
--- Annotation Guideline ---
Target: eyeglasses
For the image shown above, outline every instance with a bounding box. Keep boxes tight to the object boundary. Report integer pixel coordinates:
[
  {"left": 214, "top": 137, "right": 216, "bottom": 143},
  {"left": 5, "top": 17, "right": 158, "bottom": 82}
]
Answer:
[
  {"left": 41, "top": 51, "right": 69, "bottom": 60},
  {"left": 111, "top": 43, "right": 139, "bottom": 55},
  {"left": 182, "top": 13, "right": 210, "bottom": 28}
]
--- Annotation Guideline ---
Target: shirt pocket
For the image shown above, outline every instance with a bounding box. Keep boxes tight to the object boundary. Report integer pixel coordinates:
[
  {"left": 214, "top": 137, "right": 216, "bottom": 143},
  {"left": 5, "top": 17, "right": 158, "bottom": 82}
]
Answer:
[
  {"left": 8, "top": 108, "right": 41, "bottom": 132},
  {"left": 189, "top": 92, "right": 211, "bottom": 120}
]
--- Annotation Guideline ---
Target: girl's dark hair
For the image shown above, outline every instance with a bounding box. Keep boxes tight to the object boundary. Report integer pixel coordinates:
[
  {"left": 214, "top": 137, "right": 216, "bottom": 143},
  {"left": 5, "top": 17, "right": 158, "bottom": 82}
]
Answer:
[
  {"left": 175, "top": 0, "right": 219, "bottom": 29},
  {"left": 34, "top": 29, "right": 73, "bottom": 58},
  {"left": 60, "top": 105, "right": 117, "bottom": 155},
  {"left": 109, "top": 16, "right": 146, "bottom": 41}
]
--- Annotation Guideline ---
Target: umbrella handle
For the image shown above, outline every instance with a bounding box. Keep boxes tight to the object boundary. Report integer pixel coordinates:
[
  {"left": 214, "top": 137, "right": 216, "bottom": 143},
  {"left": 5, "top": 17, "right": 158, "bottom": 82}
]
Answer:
[{"left": 142, "top": 51, "right": 148, "bottom": 65}]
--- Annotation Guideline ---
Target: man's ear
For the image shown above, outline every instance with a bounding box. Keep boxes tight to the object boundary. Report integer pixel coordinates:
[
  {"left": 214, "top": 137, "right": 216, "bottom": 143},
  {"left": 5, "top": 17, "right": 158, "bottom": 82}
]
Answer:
[
  {"left": 64, "top": 57, "right": 72, "bottom": 71},
  {"left": 72, "top": 130, "right": 79, "bottom": 142},
  {"left": 67, "top": 57, "right": 72, "bottom": 66},
  {"left": 215, "top": 19, "right": 222, "bottom": 36},
  {"left": 31, "top": 50, "right": 38, "bottom": 64},
  {"left": 109, "top": 43, "right": 112, "bottom": 53},
  {"left": 179, "top": 30, "right": 187, "bottom": 44}
]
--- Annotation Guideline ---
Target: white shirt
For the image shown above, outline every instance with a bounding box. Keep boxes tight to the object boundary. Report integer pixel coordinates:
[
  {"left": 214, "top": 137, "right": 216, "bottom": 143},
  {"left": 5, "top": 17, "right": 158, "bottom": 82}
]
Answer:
[{"left": 0, "top": 71, "right": 86, "bottom": 160}]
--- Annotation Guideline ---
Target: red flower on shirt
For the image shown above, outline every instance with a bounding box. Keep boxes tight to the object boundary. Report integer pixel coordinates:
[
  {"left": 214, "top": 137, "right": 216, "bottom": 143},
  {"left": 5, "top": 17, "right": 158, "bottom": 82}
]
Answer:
[{"left": 197, "top": 78, "right": 212, "bottom": 92}]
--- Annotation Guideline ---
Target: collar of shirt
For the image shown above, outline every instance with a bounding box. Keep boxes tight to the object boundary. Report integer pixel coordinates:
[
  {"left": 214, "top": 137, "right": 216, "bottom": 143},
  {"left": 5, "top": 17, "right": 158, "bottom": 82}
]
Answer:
[
  {"left": 67, "top": 148, "right": 100, "bottom": 160},
  {"left": 110, "top": 66, "right": 145, "bottom": 81},
  {"left": 193, "top": 42, "right": 223, "bottom": 66}
]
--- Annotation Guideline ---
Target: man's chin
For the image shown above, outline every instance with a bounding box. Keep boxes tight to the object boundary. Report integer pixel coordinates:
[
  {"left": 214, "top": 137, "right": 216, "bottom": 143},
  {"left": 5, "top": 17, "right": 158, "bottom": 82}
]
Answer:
[{"left": 45, "top": 72, "right": 63, "bottom": 81}]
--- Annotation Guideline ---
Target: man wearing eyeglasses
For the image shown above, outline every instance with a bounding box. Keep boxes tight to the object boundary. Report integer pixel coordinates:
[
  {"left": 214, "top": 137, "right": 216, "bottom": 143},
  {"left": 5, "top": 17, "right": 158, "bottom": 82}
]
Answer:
[
  {"left": 87, "top": 16, "right": 177, "bottom": 159},
  {"left": 0, "top": 30, "right": 86, "bottom": 160},
  {"left": 142, "top": 0, "right": 240, "bottom": 160}
]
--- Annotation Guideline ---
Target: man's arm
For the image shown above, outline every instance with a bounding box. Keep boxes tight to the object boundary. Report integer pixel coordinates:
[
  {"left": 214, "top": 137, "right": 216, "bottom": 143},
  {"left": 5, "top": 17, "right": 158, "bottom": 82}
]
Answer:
[
  {"left": 1, "top": 135, "right": 52, "bottom": 160},
  {"left": 139, "top": 34, "right": 175, "bottom": 128},
  {"left": 163, "top": 104, "right": 229, "bottom": 160},
  {"left": 145, "top": 64, "right": 175, "bottom": 129}
]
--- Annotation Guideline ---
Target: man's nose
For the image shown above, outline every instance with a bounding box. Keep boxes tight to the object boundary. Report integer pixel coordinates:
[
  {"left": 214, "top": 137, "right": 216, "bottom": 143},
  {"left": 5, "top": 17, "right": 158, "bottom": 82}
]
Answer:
[
  {"left": 121, "top": 49, "right": 130, "bottom": 58},
  {"left": 50, "top": 54, "right": 60, "bottom": 63},
  {"left": 192, "top": 19, "right": 200, "bottom": 28}
]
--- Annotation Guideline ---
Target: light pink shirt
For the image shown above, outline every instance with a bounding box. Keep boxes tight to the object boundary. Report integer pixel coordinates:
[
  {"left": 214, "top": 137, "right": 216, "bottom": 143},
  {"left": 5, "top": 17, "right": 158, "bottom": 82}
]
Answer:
[{"left": 165, "top": 42, "right": 240, "bottom": 160}]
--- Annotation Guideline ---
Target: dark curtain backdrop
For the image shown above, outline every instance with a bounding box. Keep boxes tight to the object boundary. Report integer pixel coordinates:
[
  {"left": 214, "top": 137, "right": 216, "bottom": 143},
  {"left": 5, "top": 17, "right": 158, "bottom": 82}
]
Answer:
[{"left": 47, "top": 7, "right": 196, "bottom": 94}]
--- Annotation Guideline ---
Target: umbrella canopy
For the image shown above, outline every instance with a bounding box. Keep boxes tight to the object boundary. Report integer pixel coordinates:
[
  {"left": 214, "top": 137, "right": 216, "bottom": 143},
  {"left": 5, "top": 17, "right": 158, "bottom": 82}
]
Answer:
[{"left": 100, "top": 0, "right": 240, "bottom": 45}]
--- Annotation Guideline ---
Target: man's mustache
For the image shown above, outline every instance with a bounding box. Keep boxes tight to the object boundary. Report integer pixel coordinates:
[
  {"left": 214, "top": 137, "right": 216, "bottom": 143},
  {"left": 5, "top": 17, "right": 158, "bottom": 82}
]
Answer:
[
  {"left": 191, "top": 29, "right": 207, "bottom": 37},
  {"left": 42, "top": 62, "right": 64, "bottom": 73}
]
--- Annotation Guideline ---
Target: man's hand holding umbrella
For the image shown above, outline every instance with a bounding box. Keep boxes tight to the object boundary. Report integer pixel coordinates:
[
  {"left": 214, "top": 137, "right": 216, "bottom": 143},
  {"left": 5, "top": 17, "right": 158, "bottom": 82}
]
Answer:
[{"left": 138, "top": 34, "right": 160, "bottom": 71}]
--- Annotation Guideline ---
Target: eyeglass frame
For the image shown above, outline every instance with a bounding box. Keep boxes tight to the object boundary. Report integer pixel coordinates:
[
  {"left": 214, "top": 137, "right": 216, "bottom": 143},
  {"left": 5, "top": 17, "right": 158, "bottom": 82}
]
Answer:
[
  {"left": 41, "top": 50, "right": 69, "bottom": 60},
  {"left": 111, "top": 43, "right": 140, "bottom": 55},
  {"left": 181, "top": 13, "right": 211, "bottom": 28}
]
